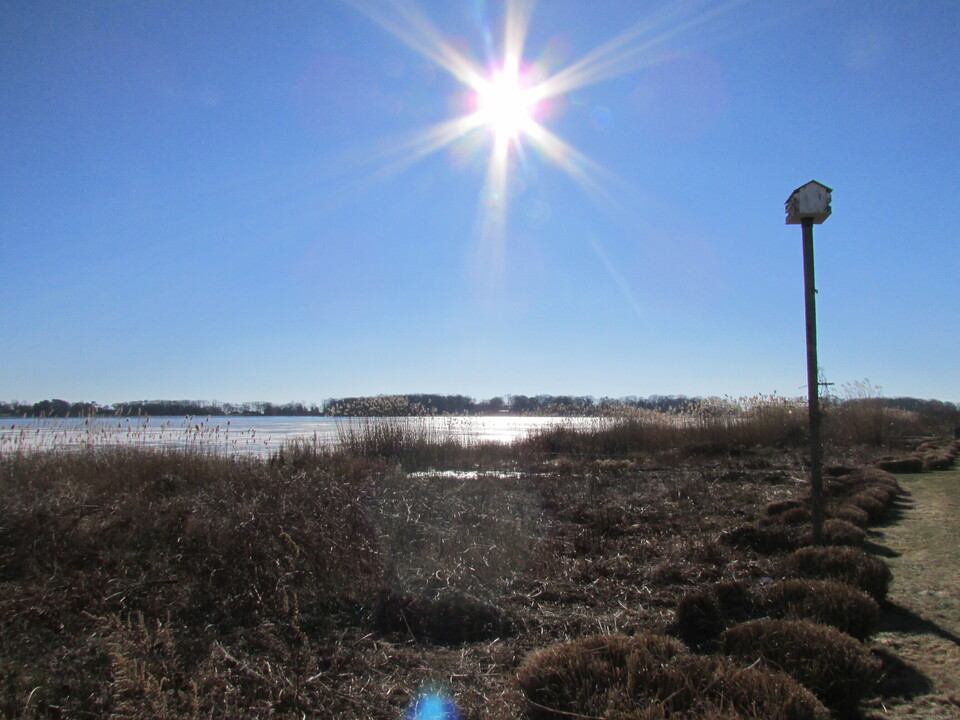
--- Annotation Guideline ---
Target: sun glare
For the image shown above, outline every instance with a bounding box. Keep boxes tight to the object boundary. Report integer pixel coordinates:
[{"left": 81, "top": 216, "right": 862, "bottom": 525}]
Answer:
[
  {"left": 344, "top": 0, "right": 739, "bottom": 274},
  {"left": 473, "top": 65, "right": 540, "bottom": 142}
]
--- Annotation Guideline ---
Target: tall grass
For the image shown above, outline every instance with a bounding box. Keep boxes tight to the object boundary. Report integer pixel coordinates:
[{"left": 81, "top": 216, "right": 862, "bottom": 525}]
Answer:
[
  {"left": 0, "top": 416, "right": 273, "bottom": 455},
  {"left": 0, "top": 394, "right": 948, "bottom": 717},
  {"left": 2, "top": 391, "right": 941, "bottom": 468},
  {"left": 331, "top": 416, "right": 516, "bottom": 471},
  {"left": 0, "top": 445, "right": 387, "bottom": 717},
  {"left": 517, "top": 391, "right": 936, "bottom": 460},
  {"left": 519, "top": 395, "right": 807, "bottom": 458}
]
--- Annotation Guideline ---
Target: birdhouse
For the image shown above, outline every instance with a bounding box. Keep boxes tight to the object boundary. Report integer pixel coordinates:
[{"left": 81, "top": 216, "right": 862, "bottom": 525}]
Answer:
[{"left": 785, "top": 180, "right": 832, "bottom": 225}]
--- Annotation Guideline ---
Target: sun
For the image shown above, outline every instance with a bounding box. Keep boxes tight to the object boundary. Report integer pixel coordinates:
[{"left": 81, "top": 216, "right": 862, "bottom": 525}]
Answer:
[
  {"left": 473, "top": 63, "right": 541, "bottom": 143},
  {"left": 343, "top": 0, "right": 732, "bottom": 261}
]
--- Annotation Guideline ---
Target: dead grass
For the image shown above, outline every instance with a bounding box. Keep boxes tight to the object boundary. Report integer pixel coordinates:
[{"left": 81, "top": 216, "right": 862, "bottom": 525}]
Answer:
[
  {"left": 517, "top": 633, "right": 829, "bottom": 720},
  {"left": 0, "top": 413, "right": 939, "bottom": 719},
  {"left": 720, "top": 618, "right": 881, "bottom": 718},
  {"left": 762, "top": 579, "right": 881, "bottom": 640},
  {"left": 782, "top": 546, "right": 892, "bottom": 602}
]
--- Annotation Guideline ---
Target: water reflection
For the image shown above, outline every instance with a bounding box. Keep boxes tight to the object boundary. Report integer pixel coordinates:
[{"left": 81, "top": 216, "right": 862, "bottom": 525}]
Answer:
[{"left": 0, "top": 415, "right": 590, "bottom": 456}]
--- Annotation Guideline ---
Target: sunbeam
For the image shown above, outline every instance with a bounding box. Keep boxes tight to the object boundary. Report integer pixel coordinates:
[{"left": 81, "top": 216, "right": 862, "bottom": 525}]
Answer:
[
  {"left": 338, "top": 0, "right": 744, "bottom": 279},
  {"left": 345, "top": 0, "right": 485, "bottom": 89}
]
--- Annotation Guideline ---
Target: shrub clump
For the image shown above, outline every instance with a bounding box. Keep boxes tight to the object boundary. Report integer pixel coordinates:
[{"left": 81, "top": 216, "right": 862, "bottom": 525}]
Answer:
[
  {"left": 516, "top": 633, "right": 686, "bottom": 719},
  {"left": 827, "top": 502, "right": 871, "bottom": 528},
  {"left": 517, "top": 633, "right": 829, "bottom": 720},
  {"left": 721, "top": 523, "right": 801, "bottom": 553},
  {"left": 816, "top": 518, "right": 867, "bottom": 547},
  {"left": 759, "top": 499, "right": 806, "bottom": 524},
  {"left": 823, "top": 468, "right": 902, "bottom": 503},
  {"left": 721, "top": 619, "right": 880, "bottom": 717},
  {"left": 673, "top": 580, "right": 758, "bottom": 650},
  {"left": 857, "top": 468, "right": 904, "bottom": 493},
  {"left": 845, "top": 490, "right": 890, "bottom": 523},
  {"left": 762, "top": 579, "right": 881, "bottom": 640},
  {"left": 876, "top": 456, "right": 923, "bottom": 473},
  {"left": 781, "top": 546, "right": 892, "bottom": 602},
  {"left": 918, "top": 440, "right": 959, "bottom": 471},
  {"left": 653, "top": 655, "right": 828, "bottom": 720},
  {"left": 880, "top": 457, "right": 921, "bottom": 473},
  {"left": 761, "top": 506, "right": 811, "bottom": 527}
]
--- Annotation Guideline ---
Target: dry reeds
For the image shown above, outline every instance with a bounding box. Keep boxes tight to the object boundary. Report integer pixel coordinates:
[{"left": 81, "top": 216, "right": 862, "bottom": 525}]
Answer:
[
  {"left": 0, "top": 405, "right": 937, "bottom": 719},
  {"left": 520, "top": 395, "right": 810, "bottom": 458},
  {"left": 333, "top": 416, "right": 513, "bottom": 471},
  {"left": 0, "top": 446, "right": 386, "bottom": 717}
]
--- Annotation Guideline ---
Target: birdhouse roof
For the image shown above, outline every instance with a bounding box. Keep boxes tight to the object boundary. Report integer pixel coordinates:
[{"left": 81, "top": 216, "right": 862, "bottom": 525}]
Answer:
[{"left": 790, "top": 180, "right": 833, "bottom": 196}]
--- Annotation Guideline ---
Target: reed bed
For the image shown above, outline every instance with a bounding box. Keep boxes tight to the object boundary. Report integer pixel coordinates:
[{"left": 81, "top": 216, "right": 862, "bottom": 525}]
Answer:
[
  {"left": 0, "top": 416, "right": 271, "bottom": 455},
  {"left": 0, "top": 398, "right": 952, "bottom": 718}
]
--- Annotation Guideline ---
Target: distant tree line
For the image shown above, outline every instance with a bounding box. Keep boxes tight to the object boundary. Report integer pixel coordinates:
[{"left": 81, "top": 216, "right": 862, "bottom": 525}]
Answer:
[
  {"left": 2, "top": 395, "right": 957, "bottom": 419},
  {"left": 0, "top": 399, "right": 322, "bottom": 418},
  {"left": 321, "top": 393, "right": 710, "bottom": 416}
]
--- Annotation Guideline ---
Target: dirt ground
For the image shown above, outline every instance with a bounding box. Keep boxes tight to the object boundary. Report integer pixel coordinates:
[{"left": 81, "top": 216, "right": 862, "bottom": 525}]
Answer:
[{"left": 865, "top": 469, "right": 960, "bottom": 719}]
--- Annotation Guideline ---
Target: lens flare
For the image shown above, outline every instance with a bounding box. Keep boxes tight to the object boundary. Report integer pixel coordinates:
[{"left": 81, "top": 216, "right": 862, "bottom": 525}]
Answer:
[{"left": 405, "top": 691, "right": 459, "bottom": 720}]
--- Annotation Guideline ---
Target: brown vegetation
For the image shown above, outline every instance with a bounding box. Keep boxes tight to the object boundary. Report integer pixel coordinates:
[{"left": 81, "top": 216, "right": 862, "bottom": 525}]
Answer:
[
  {"left": 761, "top": 579, "right": 881, "bottom": 640},
  {"left": 516, "top": 633, "right": 829, "bottom": 720},
  {"left": 720, "top": 618, "right": 881, "bottom": 717},
  {"left": 0, "top": 402, "right": 956, "bottom": 718},
  {"left": 782, "top": 546, "right": 893, "bottom": 602}
]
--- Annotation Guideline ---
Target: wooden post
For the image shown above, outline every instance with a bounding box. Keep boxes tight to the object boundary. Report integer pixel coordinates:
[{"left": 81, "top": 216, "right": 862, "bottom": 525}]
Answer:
[{"left": 801, "top": 217, "right": 825, "bottom": 544}]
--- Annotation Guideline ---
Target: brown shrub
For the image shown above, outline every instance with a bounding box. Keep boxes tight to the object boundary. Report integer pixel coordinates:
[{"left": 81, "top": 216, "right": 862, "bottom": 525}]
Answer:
[
  {"left": 518, "top": 633, "right": 829, "bottom": 720},
  {"left": 782, "top": 547, "right": 891, "bottom": 601},
  {"left": 823, "top": 469, "right": 902, "bottom": 507},
  {"left": 764, "top": 506, "right": 812, "bottom": 527},
  {"left": 673, "top": 581, "right": 758, "bottom": 649},
  {"left": 821, "top": 479, "right": 847, "bottom": 498},
  {"left": 827, "top": 503, "right": 870, "bottom": 528},
  {"left": 721, "top": 524, "right": 801, "bottom": 554},
  {"left": 721, "top": 619, "right": 880, "bottom": 717},
  {"left": 846, "top": 491, "right": 888, "bottom": 523},
  {"left": 674, "top": 590, "right": 726, "bottom": 649},
  {"left": 762, "top": 579, "right": 880, "bottom": 639},
  {"left": 825, "top": 465, "right": 857, "bottom": 477},
  {"left": 819, "top": 519, "right": 867, "bottom": 547},
  {"left": 876, "top": 456, "right": 923, "bottom": 473},
  {"left": 855, "top": 468, "right": 903, "bottom": 494},
  {"left": 654, "top": 655, "right": 829, "bottom": 720},
  {"left": 516, "top": 634, "right": 687, "bottom": 720},
  {"left": 922, "top": 451, "right": 954, "bottom": 471},
  {"left": 760, "top": 499, "right": 805, "bottom": 522},
  {"left": 863, "top": 484, "right": 896, "bottom": 504}
]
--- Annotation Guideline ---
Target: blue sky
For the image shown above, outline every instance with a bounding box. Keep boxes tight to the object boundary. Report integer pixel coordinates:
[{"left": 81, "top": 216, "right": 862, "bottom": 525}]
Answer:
[{"left": 2, "top": 0, "right": 958, "bottom": 405}]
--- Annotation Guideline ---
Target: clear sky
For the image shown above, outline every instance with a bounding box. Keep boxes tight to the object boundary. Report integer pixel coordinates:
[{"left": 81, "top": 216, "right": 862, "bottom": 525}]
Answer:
[{"left": 2, "top": 0, "right": 958, "bottom": 405}]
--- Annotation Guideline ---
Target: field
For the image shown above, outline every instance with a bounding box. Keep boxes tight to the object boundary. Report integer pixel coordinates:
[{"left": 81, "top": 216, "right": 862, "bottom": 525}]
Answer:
[{"left": 1, "top": 399, "right": 957, "bottom": 719}]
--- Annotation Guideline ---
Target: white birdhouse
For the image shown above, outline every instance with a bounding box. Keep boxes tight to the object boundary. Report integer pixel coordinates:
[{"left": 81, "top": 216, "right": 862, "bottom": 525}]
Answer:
[{"left": 785, "top": 180, "right": 832, "bottom": 225}]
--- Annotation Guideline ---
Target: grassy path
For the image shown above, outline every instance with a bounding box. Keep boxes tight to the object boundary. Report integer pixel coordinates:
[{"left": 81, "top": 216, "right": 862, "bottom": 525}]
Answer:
[{"left": 868, "top": 469, "right": 960, "bottom": 718}]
